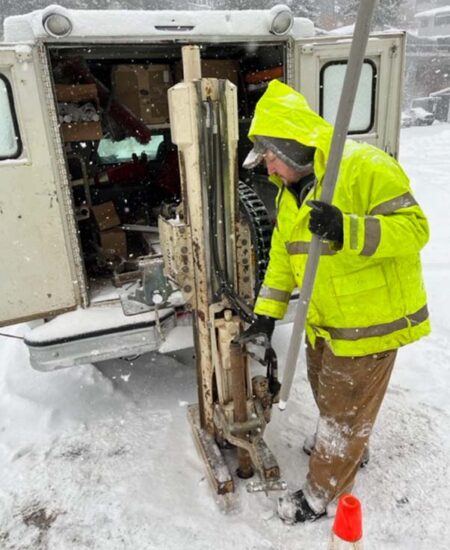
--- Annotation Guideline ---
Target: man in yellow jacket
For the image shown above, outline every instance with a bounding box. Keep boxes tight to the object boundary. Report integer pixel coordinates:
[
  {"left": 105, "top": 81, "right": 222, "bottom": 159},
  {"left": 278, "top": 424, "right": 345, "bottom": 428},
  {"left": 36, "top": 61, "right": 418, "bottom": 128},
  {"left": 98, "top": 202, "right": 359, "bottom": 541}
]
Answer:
[{"left": 241, "top": 80, "right": 430, "bottom": 523}]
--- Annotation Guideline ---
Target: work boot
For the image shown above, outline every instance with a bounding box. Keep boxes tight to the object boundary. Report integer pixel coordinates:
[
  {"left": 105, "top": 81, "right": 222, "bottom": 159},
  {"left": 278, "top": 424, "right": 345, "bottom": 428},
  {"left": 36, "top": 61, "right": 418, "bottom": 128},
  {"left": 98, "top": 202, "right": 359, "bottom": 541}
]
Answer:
[
  {"left": 277, "top": 489, "right": 326, "bottom": 524},
  {"left": 302, "top": 434, "right": 370, "bottom": 468}
]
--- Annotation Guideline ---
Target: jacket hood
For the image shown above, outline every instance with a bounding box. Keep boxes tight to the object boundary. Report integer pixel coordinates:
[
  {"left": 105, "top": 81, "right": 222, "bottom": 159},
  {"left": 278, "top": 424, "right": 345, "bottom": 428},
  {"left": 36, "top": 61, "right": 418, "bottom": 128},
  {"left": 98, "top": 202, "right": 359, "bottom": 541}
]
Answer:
[{"left": 248, "top": 80, "right": 333, "bottom": 181}]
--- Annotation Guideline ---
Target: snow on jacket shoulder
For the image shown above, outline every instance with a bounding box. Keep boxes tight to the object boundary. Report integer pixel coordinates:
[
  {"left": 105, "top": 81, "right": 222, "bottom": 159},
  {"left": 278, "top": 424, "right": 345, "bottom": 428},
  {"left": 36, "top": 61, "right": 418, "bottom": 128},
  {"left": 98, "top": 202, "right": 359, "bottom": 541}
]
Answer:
[{"left": 252, "top": 81, "right": 430, "bottom": 356}]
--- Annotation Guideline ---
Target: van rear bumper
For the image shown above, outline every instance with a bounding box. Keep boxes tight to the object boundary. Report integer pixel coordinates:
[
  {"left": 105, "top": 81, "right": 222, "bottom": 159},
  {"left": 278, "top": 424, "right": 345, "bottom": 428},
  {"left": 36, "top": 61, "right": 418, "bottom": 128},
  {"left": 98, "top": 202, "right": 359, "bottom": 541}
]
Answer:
[{"left": 24, "top": 303, "right": 177, "bottom": 371}]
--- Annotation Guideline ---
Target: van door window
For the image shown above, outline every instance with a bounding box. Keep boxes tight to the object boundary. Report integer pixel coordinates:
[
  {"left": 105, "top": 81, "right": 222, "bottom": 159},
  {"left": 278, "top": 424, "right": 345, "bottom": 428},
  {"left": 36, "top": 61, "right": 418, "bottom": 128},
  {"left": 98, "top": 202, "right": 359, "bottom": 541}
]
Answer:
[
  {"left": 97, "top": 135, "right": 165, "bottom": 164},
  {"left": 320, "top": 60, "right": 376, "bottom": 134},
  {"left": 0, "top": 74, "right": 22, "bottom": 159}
]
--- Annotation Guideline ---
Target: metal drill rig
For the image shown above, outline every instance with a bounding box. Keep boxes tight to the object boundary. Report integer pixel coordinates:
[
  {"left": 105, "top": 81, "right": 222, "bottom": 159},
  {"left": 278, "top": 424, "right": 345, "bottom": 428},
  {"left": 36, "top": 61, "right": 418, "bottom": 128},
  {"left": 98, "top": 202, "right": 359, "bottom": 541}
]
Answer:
[{"left": 159, "top": 46, "right": 282, "bottom": 495}]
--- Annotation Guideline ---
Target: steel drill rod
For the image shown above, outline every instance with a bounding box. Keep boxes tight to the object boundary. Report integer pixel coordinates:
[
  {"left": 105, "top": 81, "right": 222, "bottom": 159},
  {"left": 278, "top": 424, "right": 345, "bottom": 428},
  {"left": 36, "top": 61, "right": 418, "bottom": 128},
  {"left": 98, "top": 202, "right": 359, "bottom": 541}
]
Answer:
[
  {"left": 230, "top": 341, "right": 254, "bottom": 478},
  {"left": 279, "top": 0, "right": 379, "bottom": 409}
]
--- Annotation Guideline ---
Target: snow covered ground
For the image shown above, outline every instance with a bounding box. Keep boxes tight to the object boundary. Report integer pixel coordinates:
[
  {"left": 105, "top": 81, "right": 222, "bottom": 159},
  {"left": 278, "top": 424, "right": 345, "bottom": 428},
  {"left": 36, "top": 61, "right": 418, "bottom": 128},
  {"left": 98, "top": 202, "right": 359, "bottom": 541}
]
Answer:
[{"left": 1, "top": 123, "right": 449, "bottom": 549}]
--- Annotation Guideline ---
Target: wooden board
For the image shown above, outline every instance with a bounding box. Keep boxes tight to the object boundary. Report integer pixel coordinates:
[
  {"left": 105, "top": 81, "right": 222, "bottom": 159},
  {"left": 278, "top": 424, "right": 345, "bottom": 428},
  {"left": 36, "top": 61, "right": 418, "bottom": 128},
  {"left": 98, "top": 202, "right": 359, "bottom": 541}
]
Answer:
[
  {"left": 253, "top": 437, "right": 280, "bottom": 481},
  {"left": 61, "top": 121, "right": 103, "bottom": 142},
  {"left": 55, "top": 83, "right": 99, "bottom": 103}
]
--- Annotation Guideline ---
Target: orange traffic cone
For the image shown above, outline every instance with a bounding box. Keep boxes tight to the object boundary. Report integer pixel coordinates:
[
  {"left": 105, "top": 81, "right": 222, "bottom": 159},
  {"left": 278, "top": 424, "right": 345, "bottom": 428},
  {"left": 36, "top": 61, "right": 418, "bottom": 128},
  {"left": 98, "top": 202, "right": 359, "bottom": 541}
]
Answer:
[{"left": 328, "top": 494, "right": 363, "bottom": 549}]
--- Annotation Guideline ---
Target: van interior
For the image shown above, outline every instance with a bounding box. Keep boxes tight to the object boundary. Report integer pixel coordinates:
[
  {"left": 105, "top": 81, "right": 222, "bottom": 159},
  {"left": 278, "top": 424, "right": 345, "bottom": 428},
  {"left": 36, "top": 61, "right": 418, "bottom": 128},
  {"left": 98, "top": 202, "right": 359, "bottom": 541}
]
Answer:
[{"left": 48, "top": 42, "right": 282, "bottom": 306}]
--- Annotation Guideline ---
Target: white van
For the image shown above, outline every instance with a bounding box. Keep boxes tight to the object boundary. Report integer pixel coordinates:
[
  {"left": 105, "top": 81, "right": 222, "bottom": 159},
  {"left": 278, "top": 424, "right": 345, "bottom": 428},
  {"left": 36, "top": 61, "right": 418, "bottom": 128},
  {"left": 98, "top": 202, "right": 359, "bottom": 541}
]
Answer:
[{"left": 0, "top": 5, "right": 405, "bottom": 371}]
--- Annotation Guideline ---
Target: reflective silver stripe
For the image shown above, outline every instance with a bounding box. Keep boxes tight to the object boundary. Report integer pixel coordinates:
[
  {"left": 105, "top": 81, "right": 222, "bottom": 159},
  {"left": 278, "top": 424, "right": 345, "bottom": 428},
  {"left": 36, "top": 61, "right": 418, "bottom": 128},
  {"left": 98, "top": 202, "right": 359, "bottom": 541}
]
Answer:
[
  {"left": 322, "top": 305, "right": 429, "bottom": 341},
  {"left": 361, "top": 216, "right": 381, "bottom": 256},
  {"left": 370, "top": 193, "right": 418, "bottom": 216},
  {"left": 286, "top": 242, "right": 308, "bottom": 254},
  {"left": 286, "top": 241, "right": 336, "bottom": 256},
  {"left": 349, "top": 214, "right": 359, "bottom": 250},
  {"left": 258, "top": 286, "right": 291, "bottom": 303}
]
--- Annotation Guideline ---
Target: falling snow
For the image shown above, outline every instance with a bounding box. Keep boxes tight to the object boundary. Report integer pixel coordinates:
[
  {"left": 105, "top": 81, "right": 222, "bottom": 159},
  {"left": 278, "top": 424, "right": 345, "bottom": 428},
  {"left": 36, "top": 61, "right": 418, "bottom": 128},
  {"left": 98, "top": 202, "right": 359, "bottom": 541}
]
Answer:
[{"left": 0, "top": 124, "right": 449, "bottom": 548}]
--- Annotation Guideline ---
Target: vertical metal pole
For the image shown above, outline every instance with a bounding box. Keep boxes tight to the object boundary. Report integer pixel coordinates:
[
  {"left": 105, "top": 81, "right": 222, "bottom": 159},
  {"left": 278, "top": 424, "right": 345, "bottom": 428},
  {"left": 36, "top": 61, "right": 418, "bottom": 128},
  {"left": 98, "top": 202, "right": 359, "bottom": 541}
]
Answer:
[
  {"left": 279, "top": 0, "right": 379, "bottom": 409},
  {"left": 181, "top": 45, "right": 202, "bottom": 82},
  {"left": 169, "top": 46, "right": 216, "bottom": 432},
  {"left": 169, "top": 46, "right": 240, "bottom": 434},
  {"left": 230, "top": 341, "right": 254, "bottom": 478}
]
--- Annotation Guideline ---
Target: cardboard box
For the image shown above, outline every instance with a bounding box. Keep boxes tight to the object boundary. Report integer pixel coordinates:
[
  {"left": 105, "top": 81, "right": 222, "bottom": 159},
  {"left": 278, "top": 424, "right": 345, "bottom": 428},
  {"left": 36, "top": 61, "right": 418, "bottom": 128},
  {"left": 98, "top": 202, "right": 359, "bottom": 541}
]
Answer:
[
  {"left": 112, "top": 64, "right": 172, "bottom": 125},
  {"left": 175, "top": 59, "right": 240, "bottom": 86},
  {"left": 56, "top": 83, "right": 102, "bottom": 142},
  {"left": 201, "top": 59, "right": 240, "bottom": 86},
  {"left": 91, "top": 201, "right": 121, "bottom": 231},
  {"left": 60, "top": 121, "right": 103, "bottom": 142},
  {"left": 99, "top": 228, "right": 127, "bottom": 259}
]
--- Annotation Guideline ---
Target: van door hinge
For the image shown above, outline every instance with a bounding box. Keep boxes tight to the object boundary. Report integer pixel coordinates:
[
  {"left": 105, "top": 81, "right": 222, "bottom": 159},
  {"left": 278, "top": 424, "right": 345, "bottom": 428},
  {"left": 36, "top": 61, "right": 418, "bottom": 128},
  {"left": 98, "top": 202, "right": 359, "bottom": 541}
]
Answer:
[
  {"left": 15, "top": 45, "right": 33, "bottom": 63},
  {"left": 301, "top": 44, "right": 315, "bottom": 54}
]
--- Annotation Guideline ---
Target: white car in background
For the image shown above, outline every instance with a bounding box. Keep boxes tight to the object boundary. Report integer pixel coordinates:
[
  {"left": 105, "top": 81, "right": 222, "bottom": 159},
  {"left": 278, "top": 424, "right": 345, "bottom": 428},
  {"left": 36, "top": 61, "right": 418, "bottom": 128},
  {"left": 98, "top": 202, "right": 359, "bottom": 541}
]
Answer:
[{"left": 409, "top": 106, "right": 435, "bottom": 126}]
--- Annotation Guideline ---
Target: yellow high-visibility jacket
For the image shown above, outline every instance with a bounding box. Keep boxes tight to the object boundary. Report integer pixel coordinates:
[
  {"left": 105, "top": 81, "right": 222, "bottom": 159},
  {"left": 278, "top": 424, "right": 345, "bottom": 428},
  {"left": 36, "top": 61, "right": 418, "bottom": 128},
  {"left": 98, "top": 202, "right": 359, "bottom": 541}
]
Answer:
[{"left": 252, "top": 80, "right": 430, "bottom": 356}]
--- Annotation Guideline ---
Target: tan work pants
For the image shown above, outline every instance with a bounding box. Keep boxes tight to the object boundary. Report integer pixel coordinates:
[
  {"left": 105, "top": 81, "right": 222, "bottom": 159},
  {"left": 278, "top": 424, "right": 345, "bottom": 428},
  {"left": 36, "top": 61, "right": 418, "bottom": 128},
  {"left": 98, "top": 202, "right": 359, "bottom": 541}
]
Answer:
[{"left": 303, "top": 337, "right": 397, "bottom": 513}]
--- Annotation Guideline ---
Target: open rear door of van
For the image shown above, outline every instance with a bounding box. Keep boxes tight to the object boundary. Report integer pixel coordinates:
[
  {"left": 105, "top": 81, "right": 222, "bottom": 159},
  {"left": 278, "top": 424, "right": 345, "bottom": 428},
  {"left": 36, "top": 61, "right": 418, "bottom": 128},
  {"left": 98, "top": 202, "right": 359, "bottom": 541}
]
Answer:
[
  {"left": 291, "top": 31, "right": 405, "bottom": 158},
  {"left": 0, "top": 45, "right": 84, "bottom": 327}
]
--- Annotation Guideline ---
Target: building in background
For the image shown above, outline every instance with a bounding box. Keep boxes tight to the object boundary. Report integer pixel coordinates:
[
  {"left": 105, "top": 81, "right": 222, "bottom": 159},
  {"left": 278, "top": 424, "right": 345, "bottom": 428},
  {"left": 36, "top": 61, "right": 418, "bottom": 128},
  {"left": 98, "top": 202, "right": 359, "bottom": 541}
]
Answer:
[
  {"left": 403, "top": 2, "right": 450, "bottom": 105},
  {"left": 415, "top": 5, "right": 450, "bottom": 36}
]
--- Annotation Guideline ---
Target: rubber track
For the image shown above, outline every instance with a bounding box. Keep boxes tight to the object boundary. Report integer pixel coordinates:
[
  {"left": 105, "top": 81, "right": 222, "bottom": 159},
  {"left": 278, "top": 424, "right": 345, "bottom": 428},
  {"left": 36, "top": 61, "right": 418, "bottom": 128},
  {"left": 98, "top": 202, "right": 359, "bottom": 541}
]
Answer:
[{"left": 238, "top": 182, "right": 273, "bottom": 294}]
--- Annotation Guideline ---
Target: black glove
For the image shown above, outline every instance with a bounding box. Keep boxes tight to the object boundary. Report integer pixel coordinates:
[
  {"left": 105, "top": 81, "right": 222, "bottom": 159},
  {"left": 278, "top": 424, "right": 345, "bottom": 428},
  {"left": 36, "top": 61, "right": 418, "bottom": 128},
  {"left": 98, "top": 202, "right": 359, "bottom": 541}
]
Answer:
[
  {"left": 236, "top": 315, "right": 276, "bottom": 344},
  {"left": 306, "top": 200, "right": 343, "bottom": 244}
]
